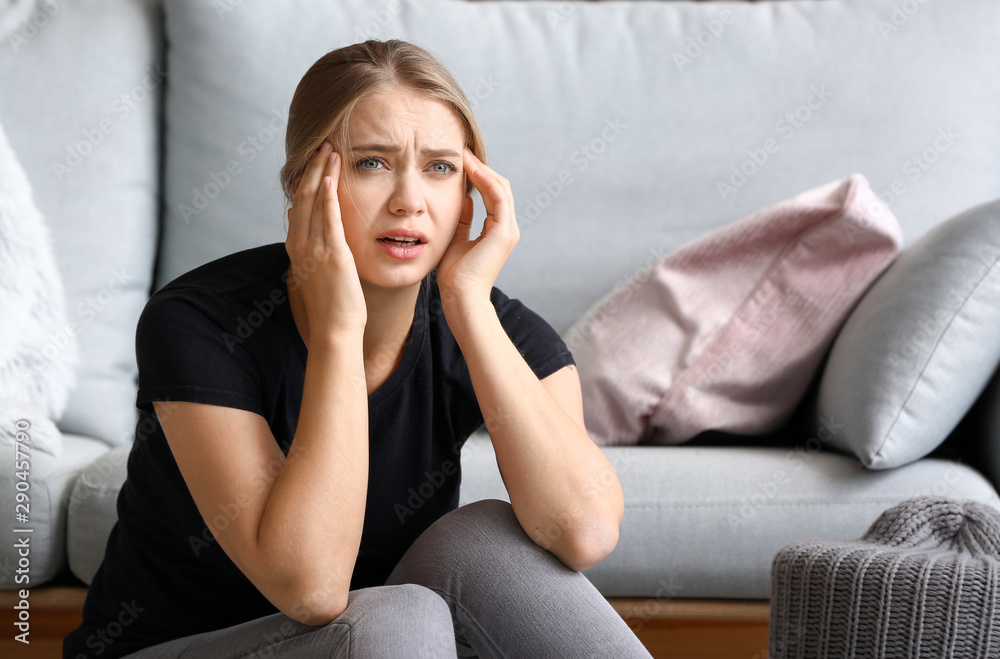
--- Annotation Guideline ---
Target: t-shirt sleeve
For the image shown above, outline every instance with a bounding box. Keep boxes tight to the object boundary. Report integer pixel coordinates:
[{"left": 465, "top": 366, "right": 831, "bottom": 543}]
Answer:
[
  {"left": 490, "top": 286, "right": 576, "bottom": 380},
  {"left": 134, "top": 287, "right": 264, "bottom": 416}
]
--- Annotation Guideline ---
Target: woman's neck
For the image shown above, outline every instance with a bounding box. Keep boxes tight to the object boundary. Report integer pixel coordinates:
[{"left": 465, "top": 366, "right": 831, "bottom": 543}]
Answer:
[{"left": 359, "top": 281, "right": 420, "bottom": 369}]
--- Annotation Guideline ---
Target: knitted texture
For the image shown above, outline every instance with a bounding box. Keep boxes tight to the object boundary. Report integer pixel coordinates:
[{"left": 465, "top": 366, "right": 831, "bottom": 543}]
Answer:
[{"left": 770, "top": 497, "right": 1000, "bottom": 658}]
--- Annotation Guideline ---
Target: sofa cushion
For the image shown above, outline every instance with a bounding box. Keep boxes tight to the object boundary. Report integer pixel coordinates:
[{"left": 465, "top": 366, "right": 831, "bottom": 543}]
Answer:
[
  {"left": 66, "top": 443, "right": 131, "bottom": 585},
  {"left": 0, "top": 0, "right": 163, "bottom": 447},
  {"left": 159, "top": 0, "right": 1000, "bottom": 337},
  {"left": 817, "top": 199, "right": 1000, "bottom": 469},
  {"left": 459, "top": 430, "right": 1000, "bottom": 599},
  {"left": 564, "top": 175, "right": 901, "bottom": 446},
  {"left": 65, "top": 424, "right": 1000, "bottom": 600},
  {"left": 0, "top": 434, "right": 108, "bottom": 589}
]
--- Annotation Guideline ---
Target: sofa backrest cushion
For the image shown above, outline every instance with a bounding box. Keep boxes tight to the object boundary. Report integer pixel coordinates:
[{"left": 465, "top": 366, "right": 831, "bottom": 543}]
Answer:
[
  {"left": 565, "top": 174, "right": 902, "bottom": 446},
  {"left": 158, "top": 0, "right": 1000, "bottom": 338},
  {"left": 0, "top": 0, "right": 163, "bottom": 446},
  {"left": 817, "top": 198, "right": 1000, "bottom": 469}
]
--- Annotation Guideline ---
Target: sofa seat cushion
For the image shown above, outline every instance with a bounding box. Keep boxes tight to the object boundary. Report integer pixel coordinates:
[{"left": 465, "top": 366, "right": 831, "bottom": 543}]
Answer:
[
  {"left": 460, "top": 430, "right": 1000, "bottom": 599},
  {"left": 67, "top": 429, "right": 998, "bottom": 599},
  {"left": 0, "top": 434, "right": 108, "bottom": 589},
  {"left": 65, "top": 443, "right": 131, "bottom": 585}
]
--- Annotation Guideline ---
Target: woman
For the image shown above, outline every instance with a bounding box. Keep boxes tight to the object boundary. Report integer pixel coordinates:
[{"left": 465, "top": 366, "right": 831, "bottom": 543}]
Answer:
[{"left": 64, "top": 39, "right": 651, "bottom": 658}]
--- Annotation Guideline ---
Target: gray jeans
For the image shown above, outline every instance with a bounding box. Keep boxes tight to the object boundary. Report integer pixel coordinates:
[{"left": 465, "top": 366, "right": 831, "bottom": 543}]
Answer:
[{"left": 121, "top": 499, "right": 652, "bottom": 658}]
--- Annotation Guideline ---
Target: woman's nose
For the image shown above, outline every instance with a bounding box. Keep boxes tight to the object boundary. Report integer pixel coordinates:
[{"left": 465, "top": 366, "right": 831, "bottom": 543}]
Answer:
[{"left": 389, "top": 170, "right": 426, "bottom": 216}]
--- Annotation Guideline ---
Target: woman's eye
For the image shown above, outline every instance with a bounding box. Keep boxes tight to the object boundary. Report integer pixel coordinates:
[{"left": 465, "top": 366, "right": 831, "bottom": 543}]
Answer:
[
  {"left": 356, "top": 157, "right": 383, "bottom": 171},
  {"left": 430, "top": 161, "right": 457, "bottom": 175}
]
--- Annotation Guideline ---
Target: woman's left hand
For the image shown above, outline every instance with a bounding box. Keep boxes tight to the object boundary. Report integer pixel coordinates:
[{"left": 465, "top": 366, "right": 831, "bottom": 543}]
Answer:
[{"left": 436, "top": 148, "right": 520, "bottom": 306}]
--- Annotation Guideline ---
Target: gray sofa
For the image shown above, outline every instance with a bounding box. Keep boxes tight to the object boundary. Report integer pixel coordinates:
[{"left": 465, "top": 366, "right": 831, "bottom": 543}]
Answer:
[{"left": 2, "top": 0, "right": 999, "bottom": 607}]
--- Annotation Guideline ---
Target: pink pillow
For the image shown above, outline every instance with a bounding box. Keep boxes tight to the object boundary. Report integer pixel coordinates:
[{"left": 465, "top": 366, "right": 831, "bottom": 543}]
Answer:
[{"left": 564, "top": 175, "right": 903, "bottom": 446}]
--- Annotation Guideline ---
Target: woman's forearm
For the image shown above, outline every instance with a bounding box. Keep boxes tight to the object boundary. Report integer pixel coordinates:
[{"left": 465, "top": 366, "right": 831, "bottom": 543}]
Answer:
[
  {"left": 255, "top": 329, "right": 369, "bottom": 623},
  {"left": 444, "top": 298, "right": 624, "bottom": 571}
]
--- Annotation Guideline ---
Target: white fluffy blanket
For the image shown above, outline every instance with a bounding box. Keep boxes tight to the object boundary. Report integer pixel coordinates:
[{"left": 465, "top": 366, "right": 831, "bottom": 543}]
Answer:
[{"left": 0, "top": 115, "right": 77, "bottom": 457}]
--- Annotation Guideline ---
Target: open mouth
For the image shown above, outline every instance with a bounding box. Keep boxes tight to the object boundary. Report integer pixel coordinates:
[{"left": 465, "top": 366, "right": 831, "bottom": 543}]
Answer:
[
  {"left": 376, "top": 235, "right": 426, "bottom": 260},
  {"left": 377, "top": 237, "right": 423, "bottom": 247}
]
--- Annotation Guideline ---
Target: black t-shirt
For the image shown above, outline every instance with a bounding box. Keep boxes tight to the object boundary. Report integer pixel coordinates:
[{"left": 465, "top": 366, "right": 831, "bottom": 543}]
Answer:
[{"left": 64, "top": 243, "right": 575, "bottom": 659}]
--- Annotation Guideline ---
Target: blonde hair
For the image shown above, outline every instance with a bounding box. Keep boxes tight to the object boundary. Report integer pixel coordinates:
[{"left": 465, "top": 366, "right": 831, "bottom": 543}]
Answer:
[{"left": 279, "top": 39, "right": 486, "bottom": 215}]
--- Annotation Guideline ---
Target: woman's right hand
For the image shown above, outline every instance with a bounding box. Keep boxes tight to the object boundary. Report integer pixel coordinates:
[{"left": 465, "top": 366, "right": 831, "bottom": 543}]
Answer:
[{"left": 286, "top": 141, "right": 368, "bottom": 338}]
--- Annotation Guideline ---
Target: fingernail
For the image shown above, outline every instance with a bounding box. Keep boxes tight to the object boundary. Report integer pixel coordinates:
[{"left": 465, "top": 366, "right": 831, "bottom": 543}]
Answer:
[
  {"left": 319, "top": 141, "right": 331, "bottom": 155},
  {"left": 329, "top": 152, "right": 338, "bottom": 164}
]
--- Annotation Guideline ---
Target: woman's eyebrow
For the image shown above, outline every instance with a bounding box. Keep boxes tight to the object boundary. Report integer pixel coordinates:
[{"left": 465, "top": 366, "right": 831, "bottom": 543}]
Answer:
[{"left": 352, "top": 143, "right": 460, "bottom": 159}]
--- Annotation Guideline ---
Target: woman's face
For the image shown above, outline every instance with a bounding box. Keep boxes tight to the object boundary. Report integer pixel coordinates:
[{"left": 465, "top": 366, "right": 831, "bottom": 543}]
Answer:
[{"left": 335, "top": 85, "right": 467, "bottom": 293}]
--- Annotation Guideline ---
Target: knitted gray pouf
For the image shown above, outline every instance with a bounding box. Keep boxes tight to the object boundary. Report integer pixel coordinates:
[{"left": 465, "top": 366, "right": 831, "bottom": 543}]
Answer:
[{"left": 769, "top": 497, "right": 1000, "bottom": 659}]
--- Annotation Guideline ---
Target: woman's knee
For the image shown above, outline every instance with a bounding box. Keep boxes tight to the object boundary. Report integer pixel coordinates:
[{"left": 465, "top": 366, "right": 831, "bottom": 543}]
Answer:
[
  {"left": 442, "top": 498, "right": 521, "bottom": 536},
  {"left": 391, "top": 498, "right": 555, "bottom": 581},
  {"left": 426, "top": 499, "right": 527, "bottom": 551},
  {"left": 345, "top": 583, "right": 451, "bottom": 627},
  {"left": 344, "top": 584, "right": 455, "bottom": 654}
]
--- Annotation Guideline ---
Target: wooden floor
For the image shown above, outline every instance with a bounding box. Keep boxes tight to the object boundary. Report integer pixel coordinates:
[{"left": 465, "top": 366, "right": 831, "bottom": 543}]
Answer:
[{"left": 0, "top": 586, "right": 770, "bottom": 658}]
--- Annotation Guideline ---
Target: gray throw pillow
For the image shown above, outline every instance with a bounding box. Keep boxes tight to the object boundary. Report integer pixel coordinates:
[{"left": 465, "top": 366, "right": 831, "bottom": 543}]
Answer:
[{"left": 816, "top": 198, "right": 1000, "bottom": 469}]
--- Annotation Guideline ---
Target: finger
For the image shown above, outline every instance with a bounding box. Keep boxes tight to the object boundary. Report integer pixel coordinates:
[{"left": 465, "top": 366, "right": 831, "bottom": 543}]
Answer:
[
  {"left": 320, "top": 151, "right": 346, "bottom": 248},
  {"left": 294, "top": 141, "right": 333, "bottom": 243},
  {"left": 464, "top": 148, "right": 512, "bottom": 198},
  {"left": 453, "top": 193, "right": 474, "bottom": 243},
  {"left": 464, "top": 150, "right": 511, "bottom": 223}
]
